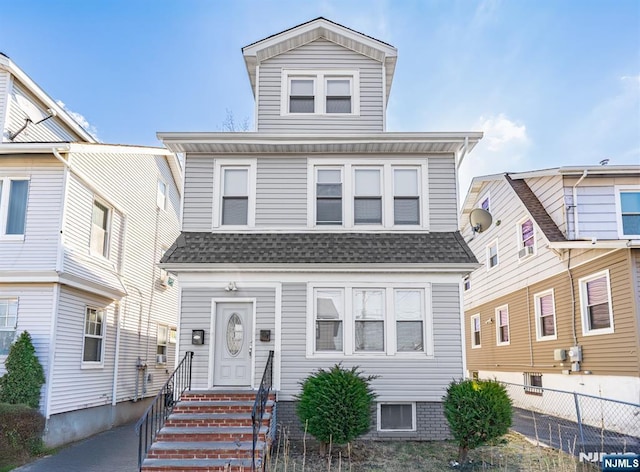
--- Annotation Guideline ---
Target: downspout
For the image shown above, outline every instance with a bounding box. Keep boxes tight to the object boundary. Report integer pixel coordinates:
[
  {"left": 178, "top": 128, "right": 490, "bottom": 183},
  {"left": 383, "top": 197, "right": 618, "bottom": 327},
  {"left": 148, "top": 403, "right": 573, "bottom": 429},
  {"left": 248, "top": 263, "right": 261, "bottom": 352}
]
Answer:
[
  {"left": 572, "top": 170, "right": 588, "bottom": 239},
  {"left": 526, "top": 285, "right": 534, "bottom": 367},
  {"left": 111, "top": 302, "right": 122, "bottom": 411},
  {"left": 566, "top": 249, "right": 579, "bottom": 346}
]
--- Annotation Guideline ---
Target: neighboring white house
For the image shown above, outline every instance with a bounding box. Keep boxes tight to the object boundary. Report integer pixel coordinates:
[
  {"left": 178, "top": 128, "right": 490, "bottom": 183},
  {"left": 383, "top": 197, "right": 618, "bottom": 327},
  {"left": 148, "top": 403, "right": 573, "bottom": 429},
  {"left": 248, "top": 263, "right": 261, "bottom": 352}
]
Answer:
[
  {"left": 0, "top": 53, "right": 182, "bottom": 446},
  {"left": 159, "top": 18, "right": 482, "bottom": 440},
  {"left": 460, "top": 166, "right": 640, "bottom": 429}
]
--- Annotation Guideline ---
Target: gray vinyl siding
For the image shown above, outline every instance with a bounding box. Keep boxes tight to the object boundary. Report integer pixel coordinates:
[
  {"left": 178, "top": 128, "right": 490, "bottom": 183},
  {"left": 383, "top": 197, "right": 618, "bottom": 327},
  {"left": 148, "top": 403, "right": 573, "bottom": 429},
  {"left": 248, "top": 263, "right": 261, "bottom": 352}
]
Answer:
[
  {"left": 428, "top": 155, "right": 457, "bottom": 231},
  {"left": 69, "top": 151, "right": 181, "bottom": 401},
  {"left": 565, "top": 184, "right": 619, "bottom": 240},
  {"left": 178, "top": 287, "right": 277, "bottom": 390},
  {"left": 6, "top": 81, "right": 81, "bottom": 142},
  {"left": 0, "top": 284, "right": 54, "bottom": 411},
  {"left": 49, "top": 286, "right": 116, "bottom": 415},
  {"left": 257, "top": 39, "right": 384, "bottom": 133},
  {"left": 182, "top": 154, "right": 214, "bottom": 231},
  {"left": 256, "top": 157, "right": 307, "bottom": 226},
  {"left": 0, "top": 156, "right": 63, "bottom": 271},
  {"left": 279, "top": 282, "right": 463, "bottom": 402},
  {"left": 0, "top": 70, "right": 9, "bottom": 138}
]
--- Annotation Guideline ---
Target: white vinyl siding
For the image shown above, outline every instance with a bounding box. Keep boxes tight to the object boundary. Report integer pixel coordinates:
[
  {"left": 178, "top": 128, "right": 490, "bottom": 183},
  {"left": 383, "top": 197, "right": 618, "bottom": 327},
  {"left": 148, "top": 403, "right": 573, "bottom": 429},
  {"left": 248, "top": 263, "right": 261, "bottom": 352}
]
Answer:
[
  {"left": 579, "top": 270, "right": 614, "bottom": 336},
  {"left": 258, "top": 39, "right": 383, "bottom": 133}
]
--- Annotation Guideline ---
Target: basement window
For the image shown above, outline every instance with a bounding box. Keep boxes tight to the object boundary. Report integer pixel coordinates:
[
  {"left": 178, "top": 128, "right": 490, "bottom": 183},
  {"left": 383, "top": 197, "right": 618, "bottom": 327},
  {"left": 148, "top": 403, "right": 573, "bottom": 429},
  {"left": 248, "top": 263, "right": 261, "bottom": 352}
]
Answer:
[
  {"left": 378, "top": 403, "right": 416, "bottom": 431},
  {"left": 524, "top": 372, "right": 543, "bottom": 396}
]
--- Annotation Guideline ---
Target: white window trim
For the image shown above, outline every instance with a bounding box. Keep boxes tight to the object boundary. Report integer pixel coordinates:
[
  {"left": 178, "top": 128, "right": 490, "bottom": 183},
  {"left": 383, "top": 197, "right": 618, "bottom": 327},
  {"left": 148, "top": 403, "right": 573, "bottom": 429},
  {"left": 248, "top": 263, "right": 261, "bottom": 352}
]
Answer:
[
  {"left": 495, "top": 305, "right": 510, "bottom": 346},
  {"left": 534, "top": 289, "right": 557, "bottom": 341},
  {"left": 516, "top": 217, "right": 536, "bottom": 260},
  {"left": 81, "top": 306, "right": 106, "bottom": 368},
  {"left": 281, "top": 69, "right": 360, "bottom": 116},
  {"left": 0, "top": 176, "right": 29, "bottom": 241},
  {"left": 306, "top": 283, "right": 433, "bottom": 359},
  {"left": 212, "top": 159, "right": 257, "bottom": 229},
  {"left": 486, "top": 239, "right": 499, "bottom": 271},
  {"left": 90, "top": 197, "right": 112, "bottom": 260},
  {"left": 614, "top": 185, "right": 640, "bottom": 238},
  {"left": 579, "top": 269, "right": 614, "bottom": 336},
  {"left": 307, "top": 160, "right": 428, "bottom": 230},
  {"left": 377, "top": 402, "right": 417, "bottom": 432},
  {"left": 478, "top": 191, "right": 491, "bottom": 212},
  {"left": 0, "top": 297, "right": 18, "bottom": 357},
  {"left": 157, "top": 179, "right": 168, "bottom": 211},
  {"left": 470, "top": 313, "right": 481, "bottom": 348},
  {"left": 156, "top": 324, "right": 168, "bottom": 365}
]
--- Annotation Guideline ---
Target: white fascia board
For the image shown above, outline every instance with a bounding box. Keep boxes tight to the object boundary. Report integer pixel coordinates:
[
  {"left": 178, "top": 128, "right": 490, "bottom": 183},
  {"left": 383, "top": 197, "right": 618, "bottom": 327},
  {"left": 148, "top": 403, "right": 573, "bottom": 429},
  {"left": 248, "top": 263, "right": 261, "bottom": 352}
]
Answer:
[
  {"left": 557, "top": 165, "right": 640, "bottom": 176},
  {"left": 460, "top": 173, "right": 504, "bottom": 215},
  {"left": 58, "top": 272, "right": 127, "bottom": 300},
  {"left": 0, "top": 271, "right": 126, "bottom": 299},
  {"left": 0, "top": 143, "right": 71, "bottom": 154},
  {"left": 0, "top": 57, "right": 97, "bottom": 143},
  {"left": 161, "top": 262, "right": 481, "bottom": 274},
  {"left": 547, "top": 240, "right": 634, "bottom": 250}
]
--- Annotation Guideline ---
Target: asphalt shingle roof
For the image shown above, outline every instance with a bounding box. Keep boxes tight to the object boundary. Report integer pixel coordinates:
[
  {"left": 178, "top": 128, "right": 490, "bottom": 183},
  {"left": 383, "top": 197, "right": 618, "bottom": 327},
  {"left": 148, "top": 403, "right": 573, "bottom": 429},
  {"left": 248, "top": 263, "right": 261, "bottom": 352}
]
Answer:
[
  {"left": 162, "top": 232, "right": 477, "bottom": 265},
  {"left": 505, "top": 175, "right": 566, "bottom": 243}
]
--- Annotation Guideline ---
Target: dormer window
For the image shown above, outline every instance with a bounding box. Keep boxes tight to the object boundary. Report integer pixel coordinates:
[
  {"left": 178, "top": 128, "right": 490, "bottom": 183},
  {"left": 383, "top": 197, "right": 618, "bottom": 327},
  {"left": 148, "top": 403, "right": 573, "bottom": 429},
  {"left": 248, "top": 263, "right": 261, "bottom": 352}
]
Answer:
[{"left": 282, "top": 70, "right": 359, "bottom": 115}]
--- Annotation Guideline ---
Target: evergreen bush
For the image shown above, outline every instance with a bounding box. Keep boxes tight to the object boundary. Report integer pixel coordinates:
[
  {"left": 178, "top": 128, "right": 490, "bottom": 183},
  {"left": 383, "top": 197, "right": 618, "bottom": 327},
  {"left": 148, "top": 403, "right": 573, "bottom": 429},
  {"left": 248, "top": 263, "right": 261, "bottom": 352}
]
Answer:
[
  {"left": 0, "top": 402, "right": 46, "bottom": 466},
  {"left": 443, "top": 378, "right": 513, "bottom": 464},
  {"left": 0, "top": 331, "right": 45, "bottom": 409},
  {"left": 296, "top": 364, "right": 377, "bottom": 451}
]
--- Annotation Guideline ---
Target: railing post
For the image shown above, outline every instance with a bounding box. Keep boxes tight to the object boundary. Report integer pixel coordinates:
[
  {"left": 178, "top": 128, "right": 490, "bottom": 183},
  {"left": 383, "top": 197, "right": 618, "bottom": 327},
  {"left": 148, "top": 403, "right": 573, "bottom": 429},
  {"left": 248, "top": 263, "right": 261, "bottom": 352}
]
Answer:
[
  {"left": 188, "top": 351, "right": 194, "bottom": 391},
  {"left": 573, "top": 392, "right": 586, "bottom": 450}
]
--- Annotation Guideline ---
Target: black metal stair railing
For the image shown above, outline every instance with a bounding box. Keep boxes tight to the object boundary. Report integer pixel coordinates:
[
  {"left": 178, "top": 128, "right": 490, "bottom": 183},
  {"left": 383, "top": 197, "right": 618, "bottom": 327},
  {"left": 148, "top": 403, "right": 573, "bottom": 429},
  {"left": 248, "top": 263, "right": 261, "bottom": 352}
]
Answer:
[
  {"left": 251, "top": 350, "right": 274, "bottom": 472},
  {"left": 135, "top": 351, "right": 194, "bottom": 470}
]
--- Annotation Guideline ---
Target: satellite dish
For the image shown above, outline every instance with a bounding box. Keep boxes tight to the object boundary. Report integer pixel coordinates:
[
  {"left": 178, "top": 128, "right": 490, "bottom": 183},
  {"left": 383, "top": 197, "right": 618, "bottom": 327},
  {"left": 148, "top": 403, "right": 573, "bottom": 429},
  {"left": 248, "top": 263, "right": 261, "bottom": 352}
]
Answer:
[
  {"left": 469, "top": 208, "right": 493, "bottom": 234},
  {"left": 13, "top": 93, "right": 50, "bottom": 123}
]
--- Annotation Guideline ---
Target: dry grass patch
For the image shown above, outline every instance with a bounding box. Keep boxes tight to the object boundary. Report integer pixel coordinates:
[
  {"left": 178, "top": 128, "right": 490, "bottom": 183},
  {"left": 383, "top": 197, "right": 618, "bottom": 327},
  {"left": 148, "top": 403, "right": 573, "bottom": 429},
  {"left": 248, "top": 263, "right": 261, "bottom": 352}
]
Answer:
[{"left": 267, "top": 431, "right": 600, "bottom": 471}]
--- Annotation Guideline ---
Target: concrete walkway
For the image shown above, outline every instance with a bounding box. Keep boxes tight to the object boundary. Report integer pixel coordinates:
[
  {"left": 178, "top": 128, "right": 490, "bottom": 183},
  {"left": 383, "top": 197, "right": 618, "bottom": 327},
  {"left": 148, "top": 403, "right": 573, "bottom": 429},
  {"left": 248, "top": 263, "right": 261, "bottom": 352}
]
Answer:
[{"left": 15, "top": 422, "right": 138, "bottom": 472}]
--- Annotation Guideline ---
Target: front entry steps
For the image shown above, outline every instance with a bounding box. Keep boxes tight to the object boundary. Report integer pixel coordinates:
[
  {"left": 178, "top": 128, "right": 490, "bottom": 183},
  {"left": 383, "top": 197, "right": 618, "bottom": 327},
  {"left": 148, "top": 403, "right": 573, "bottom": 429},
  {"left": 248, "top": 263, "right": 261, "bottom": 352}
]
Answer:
[{"left": 141, "top": 390, "right": 275, "bottom": 472}]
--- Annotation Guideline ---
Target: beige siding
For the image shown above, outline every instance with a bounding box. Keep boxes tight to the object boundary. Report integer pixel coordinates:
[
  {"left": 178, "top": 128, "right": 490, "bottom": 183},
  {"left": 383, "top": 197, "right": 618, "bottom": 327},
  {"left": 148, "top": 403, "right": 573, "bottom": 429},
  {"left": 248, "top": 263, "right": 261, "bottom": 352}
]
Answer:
[
  {"left": 258, "top": 39, "right": 384, "bottom": 133},
  {"left": 0, "top": 156, "right": 64, "bottom": 271},
  {"left": 466, "top": 250, "right": 639, "bottom": 378}
]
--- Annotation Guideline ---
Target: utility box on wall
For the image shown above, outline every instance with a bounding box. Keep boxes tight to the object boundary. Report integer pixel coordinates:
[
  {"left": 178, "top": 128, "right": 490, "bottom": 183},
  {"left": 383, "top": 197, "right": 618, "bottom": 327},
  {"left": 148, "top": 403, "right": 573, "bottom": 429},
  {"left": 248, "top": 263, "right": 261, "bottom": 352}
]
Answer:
[
  {"left": 568, "top": 345, "right": 582, "bottom": 362},
  {"left": 554, "top": 349, "right": 567, "bottom": 361},
  {"left": 192, "top": 329, "right": 205, "bottom": 345}
]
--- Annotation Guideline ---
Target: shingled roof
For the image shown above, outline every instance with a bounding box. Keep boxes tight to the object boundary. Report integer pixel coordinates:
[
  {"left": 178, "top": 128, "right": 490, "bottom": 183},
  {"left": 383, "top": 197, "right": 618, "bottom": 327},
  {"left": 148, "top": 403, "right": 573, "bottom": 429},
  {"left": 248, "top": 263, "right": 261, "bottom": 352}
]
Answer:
[
  {"left": 505, "top": 174, "right": 566, "bottom": 243},
  {"left": 161, "top": 232, "right": 478, "bottom": 265}
]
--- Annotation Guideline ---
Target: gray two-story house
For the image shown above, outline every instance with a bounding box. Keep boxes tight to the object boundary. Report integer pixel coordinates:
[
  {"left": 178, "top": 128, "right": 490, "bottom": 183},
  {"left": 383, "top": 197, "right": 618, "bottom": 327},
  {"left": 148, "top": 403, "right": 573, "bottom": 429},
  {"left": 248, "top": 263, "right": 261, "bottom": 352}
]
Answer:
[{"left": 159, "top": 17, "right": 482, "bottom": 450}]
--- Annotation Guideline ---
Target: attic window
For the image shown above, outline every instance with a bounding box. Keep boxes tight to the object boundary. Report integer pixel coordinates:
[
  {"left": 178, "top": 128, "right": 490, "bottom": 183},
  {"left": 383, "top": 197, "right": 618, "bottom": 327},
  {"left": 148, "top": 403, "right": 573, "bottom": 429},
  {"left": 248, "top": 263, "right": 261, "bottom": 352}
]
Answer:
[{"left": 282, "top": 70, "right": 359, "bottom": 115}]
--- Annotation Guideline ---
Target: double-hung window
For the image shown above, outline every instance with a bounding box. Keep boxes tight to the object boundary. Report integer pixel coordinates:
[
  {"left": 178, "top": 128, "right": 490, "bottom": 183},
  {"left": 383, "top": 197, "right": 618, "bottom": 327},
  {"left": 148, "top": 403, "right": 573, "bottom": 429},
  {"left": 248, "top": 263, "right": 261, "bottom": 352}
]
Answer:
[
  {"left": 579, "top": 270, "right": 614, "bottom": 335},
  {"left": 314, "top": 289, "right": 344, "bottom": 352},
  {"left": 395, "top": 290, "right": 424, "bottom": 352},
  {"left": 316, "top": 168, "right": 343, "bottom": 225},
  {"left": 470, "top": 314, "right": 481, "bottom": 348},
  {"left": 0, "top": 177, "right": 29, "bottom": 238},
  {"left": 354, "top": 168, "right": 382, "bottom": 224},
  {"left": 486, "top": 240, "right": 499, "bottom": 269},
  {"left": 221, "top": 168, "right": 249, "bottom": 225},
  {"left": 283, "top": 70, "right": 359, "bottom": 115},
  {"left": 0, "top": 298, "right": 18, "bottom": 356},
  {"left": 353, "top": 289, "right": 384, "bottom": 352},
  {"left": 157, "top": 325, "right": 168, "bottom": 364},
  {"left": 496, "top": 305, "right": 509, "bottom": 345},
  {"left": 83, "top": 307, "right": 104, "bottom": 364},
  {"left": 616, "top": 187, "right": 640, "bottom": 237},
  {"left": 393, "top": 168, "right": 420, "bottom": 225},
  {"left": 90, "top": 200, "right": 110, "bottom": 258},
  {"left": 534, "top": 290, "right": 556, "bottom": 340}
]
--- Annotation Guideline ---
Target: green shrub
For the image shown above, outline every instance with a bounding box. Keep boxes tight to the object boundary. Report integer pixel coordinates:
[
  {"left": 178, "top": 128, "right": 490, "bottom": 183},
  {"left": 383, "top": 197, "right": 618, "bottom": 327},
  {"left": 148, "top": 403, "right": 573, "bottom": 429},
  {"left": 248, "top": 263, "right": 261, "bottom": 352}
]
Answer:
[
  {"left": 296, "top": 364, "right": 377, "bottom": 451},
  {"left": 0, "top": 402, "right": 45, "bottom": 466},
  {"left": 0, "top": 331, "right": 46, "bottom": 409},
  {"left": 443, "top": 378, "right": 513, "bottom": 464}
]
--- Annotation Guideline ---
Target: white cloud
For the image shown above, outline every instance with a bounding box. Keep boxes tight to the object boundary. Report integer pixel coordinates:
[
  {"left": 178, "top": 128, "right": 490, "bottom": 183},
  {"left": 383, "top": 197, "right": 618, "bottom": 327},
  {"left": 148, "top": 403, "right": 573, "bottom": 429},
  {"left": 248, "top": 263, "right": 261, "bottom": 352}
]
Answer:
[
  {"left": 56, "top": 100, "right": 100, "bottom": 141},
  {"left": 475, "top": 113, "right": 528, "bottom": 151},
  {"left": 458, "top": 113, "right": 530, "bottom": 203},
  {"left": 620, "top": 74, "right": 640, "bottom": 84}
]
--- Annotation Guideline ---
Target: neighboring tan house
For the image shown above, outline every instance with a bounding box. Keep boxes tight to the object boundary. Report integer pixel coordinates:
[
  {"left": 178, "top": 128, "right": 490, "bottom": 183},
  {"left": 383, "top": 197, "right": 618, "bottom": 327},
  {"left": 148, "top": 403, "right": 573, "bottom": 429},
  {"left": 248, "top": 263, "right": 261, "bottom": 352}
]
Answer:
[
  {"left": 0, "top": 53, "right": 182, "bottom": 446},
  {"left": 460, "top": 166, "right": 640, "bottom": 421},
  {"left": 157, "top": 18, "right": 482, "bottom": 463}
]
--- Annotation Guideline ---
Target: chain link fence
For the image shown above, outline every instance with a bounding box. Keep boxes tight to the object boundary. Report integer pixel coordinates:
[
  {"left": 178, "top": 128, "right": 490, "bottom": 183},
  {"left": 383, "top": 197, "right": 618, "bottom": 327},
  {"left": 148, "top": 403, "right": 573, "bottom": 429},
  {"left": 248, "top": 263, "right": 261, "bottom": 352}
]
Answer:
[{"left": 500, "top": 382, "right": 640, "bottom": 457}]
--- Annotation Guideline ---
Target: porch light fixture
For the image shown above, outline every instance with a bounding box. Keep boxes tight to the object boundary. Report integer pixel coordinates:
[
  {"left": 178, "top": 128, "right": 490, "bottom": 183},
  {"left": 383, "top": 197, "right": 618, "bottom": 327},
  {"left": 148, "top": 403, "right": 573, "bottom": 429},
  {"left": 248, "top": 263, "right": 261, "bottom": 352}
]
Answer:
[{"left": 225, "top": 281, "right": 238, "bottom": 292}]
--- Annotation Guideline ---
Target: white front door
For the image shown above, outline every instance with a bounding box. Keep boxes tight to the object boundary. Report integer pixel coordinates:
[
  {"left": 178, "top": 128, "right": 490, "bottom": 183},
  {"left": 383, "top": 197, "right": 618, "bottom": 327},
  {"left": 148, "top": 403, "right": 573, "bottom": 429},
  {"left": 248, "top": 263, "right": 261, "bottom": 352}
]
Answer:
[{"left": 213, "top": 302, "right": 252, "bottom": 386}]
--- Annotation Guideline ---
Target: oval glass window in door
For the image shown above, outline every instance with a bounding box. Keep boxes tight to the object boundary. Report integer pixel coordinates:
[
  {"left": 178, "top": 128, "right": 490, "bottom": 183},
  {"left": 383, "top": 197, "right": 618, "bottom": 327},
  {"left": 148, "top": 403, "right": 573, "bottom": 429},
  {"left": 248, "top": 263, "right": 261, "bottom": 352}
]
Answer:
[{"left": 226, "top": 313, "right": 244, "bottom": 357}]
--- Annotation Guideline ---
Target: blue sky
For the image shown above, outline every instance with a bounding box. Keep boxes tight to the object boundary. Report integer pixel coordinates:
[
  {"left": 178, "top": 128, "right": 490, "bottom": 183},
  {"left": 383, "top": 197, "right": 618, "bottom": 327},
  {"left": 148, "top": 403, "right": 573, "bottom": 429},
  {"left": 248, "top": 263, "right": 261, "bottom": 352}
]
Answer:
[{"left": 1, "top": 0, "right": 638, "bottom": 196}]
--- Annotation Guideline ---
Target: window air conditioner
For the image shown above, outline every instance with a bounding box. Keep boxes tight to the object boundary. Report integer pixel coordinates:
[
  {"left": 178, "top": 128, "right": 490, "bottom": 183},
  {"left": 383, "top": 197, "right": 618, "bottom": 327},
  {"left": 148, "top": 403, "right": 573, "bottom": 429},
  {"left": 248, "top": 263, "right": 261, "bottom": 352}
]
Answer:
[
  {"left": 159, "top": 271, "right": 174, "bottom": 287},
  {"left": 156, "top": 354, "right": 166, "bottom": 364},
  {"left": 518, "top": 246, "right": 534, "bottom": 259}
]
